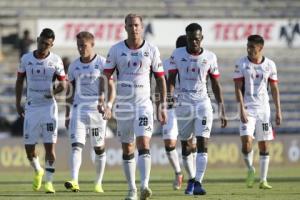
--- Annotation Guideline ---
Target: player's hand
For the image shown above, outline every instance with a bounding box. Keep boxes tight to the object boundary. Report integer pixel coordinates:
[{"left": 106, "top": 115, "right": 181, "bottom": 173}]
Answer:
[
  {"left": 219, "top": 103, "right": 227, "bottom": 128},
  {"left": 158, "top": 103, "right": 167, "bottom": 125},
  {"left": 98, "top": 103, "right": 112, "bottom": 120},
  {"left": 65, "top": 118, "right": 70, "bottom": 129},
  {"left": 275, "top": 111, "right": 282, "bottom": 126},
  {"left": 240, "top": 108, "right": 248, "bottom": 123},
  {"left": 16, "top": 104, "right": 24, "bottom": 118}
]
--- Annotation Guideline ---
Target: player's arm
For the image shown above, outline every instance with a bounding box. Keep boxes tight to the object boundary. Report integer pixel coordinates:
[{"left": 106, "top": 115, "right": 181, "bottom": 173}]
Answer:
[
  {"left": 15, "top": 73, "right": 25, "bottom": 117},
  {"left": 65, "top": 80, "right": 75, "bottom": 129},
  {"left": 53, "top": 79, "right": 66, "bottom": 96},
  {"left": 156, "top": 74, "right": 167, "bottom": 124},
  {"left": 211, "top": 77, "right": 227, "bottom": 128},
  {"left": 270, "top": 81, "right": 282, "bottom": 125},
  {"left": 234, "top": 79, "right": 248, "bottom": 123},
  {"left": 98, "top": 73, "right": 115, "bottom": 120}
]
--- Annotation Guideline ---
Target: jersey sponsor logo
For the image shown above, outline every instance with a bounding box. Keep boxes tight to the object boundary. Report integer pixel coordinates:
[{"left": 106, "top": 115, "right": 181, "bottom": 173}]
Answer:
[
  {"left": 190, "top": 58, "right": 197, "bottom": 62},
  {"left": 121, "top": 52, "right": 127, "bottom": 56}
]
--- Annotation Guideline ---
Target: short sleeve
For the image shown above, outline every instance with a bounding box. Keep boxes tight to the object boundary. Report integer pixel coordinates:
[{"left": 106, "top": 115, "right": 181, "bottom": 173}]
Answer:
[
  {"left": 233, "top": 60, "right": 244, "bottom": 81},
  {"left": 17, "top": 56, "right": 26, "bottom": 76},
  {"left": 268, "top": 61, "right": 278, "bottom": 83},
  {"left": 168, "top": 50, "right": 178, "bottom": 74},
  {"left": 103, "top": 46, "right": 117, "bottom": 74},
  {"left": 55, "top": 57, "right": 66, "bottom": 81},
  {"left": 151, "top": 46, "right": 164, "bottom": 77},
  {"left": 208, "top": 53, "right": 220, "bottom": 79}
]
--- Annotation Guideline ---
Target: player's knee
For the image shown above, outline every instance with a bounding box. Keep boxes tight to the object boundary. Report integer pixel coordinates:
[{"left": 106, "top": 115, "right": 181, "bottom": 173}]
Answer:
[
  {"left": 138, "top": 149, "right": 150, "bottom": 156},
  {"left": 71, "top": 143, "right": 83, "bottom": 153},
  {"left": 94, "top": 147, "right": 105, "bottom": 155},
  {"left": 123, "top": 153, "right": 135, "bottom": 160},
  {"left": 181, "top": 143, "right": 191, "bottom": 156},
  {"left": 165, "top": 146, "right": 176, "bottom": 152}
]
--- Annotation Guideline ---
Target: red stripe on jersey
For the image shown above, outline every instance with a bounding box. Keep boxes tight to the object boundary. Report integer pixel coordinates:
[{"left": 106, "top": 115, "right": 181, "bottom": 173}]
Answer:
[
  {"left": 154, "top": 72, "right": 164, "bottom": 77},
  {"left": 17, "top": 72, "right": 26, "bottom": 77},
  {"left": 168, "top": 69, "right": 178, "bottom": 74},
  {"left": 233, "top": 77, "right": 244, "bottom": 81},
  {"left": 210, "top": 74, "right": 220, "bottom": 79},
  {"left": 268, "top": 78, "right": 278, "bottom": 83},
  {"left": 104, "top": 68, "right": 115, "bottom": 75},
  {"left": 57, "top": 75, "right": 66, "bottom": 81}
]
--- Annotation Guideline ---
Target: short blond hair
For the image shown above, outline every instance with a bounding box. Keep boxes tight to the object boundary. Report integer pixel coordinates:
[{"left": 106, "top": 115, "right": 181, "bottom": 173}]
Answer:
[
  {"left": 125, "top": 13, "right": 143, "bottom": 24},
  {"left": 76, "top": 31, "right": 94, "bottom": 41}
]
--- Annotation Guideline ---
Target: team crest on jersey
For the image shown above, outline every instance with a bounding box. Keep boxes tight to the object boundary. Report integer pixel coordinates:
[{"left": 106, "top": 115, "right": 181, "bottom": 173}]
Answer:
[
  {"left": 94, "top": 65, "right": 99, "bottom": 69},
  {"left": 143, "top": 52, "right": 149, "bottom": 57}
]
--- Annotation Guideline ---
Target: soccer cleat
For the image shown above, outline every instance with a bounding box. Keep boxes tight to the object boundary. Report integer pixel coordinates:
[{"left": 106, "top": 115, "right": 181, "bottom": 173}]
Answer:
[
  {"left": 45, "top": 182, "right": 55, "bottom": 193},
  {"left": 94, "top": 184, "right": 104, "bottom": 193},
  {"left": 184, "top": 179, "right": 195, "bottom": 195},
  {"left": 173, "top": 173, "right": 183, "bottom": 190},
  {"left": 259, "top": 181, "right": 272, "bottom": 189},
  {"left": 140, "top": 187, "right": 152, "bottom": 200},
  {"left": 64, "top": 180, "right": 80, "bottom": 192},
  {"left": 246, "top": 167, "right": 256, "bottom": 188},
  {"left": 193, "top": 181, "right": 206, "bottom": 195},
  {"left": 125, "top": 189, "right": 137, "bottom": 200},
  {"left": 32, "top": 168, "right": 44, "bottom": 191}
]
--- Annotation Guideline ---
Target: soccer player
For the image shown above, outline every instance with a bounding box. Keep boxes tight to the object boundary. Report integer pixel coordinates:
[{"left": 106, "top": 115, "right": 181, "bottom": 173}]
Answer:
[
  {"left": 64, "top": 31, "right": 114, "bottom": 193},
  {"left": 168, "top": 23, "right": 227, "bottom": 195},
  {"left": 102, "top": 13, "right": 167, "bottom": 200},
  {"left": 233, "top": 34, "right": 282, "bottom": 189},
  {"left": 15, "top": 28, "right": 66, "bottom": 193},
  {"left": 161, "top": 35, "right": 197, "bottom": 190}
]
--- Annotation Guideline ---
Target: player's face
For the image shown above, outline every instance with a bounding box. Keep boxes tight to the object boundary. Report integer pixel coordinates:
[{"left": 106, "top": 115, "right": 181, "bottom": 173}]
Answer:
[
  {"left": 247, "top": 42, "right": 263, "bottom": 59},
  {"left": 37, "top": 37, "right": 53, "bottom": 54},
  {"left": 77, "top": 38, "right": 94, "bottom": 58},
  {"left": 186, "top": 30, "right": 203, "bottom": 54},
  {"left": 125, "top": 17, "right": 143, "bottom": 40}
]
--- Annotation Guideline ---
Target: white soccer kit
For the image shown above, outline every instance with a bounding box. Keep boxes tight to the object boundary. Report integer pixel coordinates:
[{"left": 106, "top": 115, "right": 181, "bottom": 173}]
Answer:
[
  {"left": 168, "top": 47, "right": 220, "bottom": 140},
  {"left": 162, "top": 58, "right": 179, "bottom": 140},
  {"left": 233, "top": 56, "right": 278, "bottom": 141},
  {"left": 104, "top": 40, "right": 164, "bottom": 143},
  {"left": 68, "top": 55, "right": 107, "bottom": 146},
  {"left": 18, "top": 51, "right": 65, "bottom": 144}
]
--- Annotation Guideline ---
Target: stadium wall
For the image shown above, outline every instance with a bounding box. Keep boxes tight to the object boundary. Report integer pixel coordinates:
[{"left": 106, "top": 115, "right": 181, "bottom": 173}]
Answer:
[{"left": 0, "top": 135, "right": 299, "bottom": 172}]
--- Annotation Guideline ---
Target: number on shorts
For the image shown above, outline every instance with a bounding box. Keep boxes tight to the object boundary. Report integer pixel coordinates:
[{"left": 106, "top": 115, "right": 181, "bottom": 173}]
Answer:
[
  {"left": 46, "top": 123, "right": 54, "bottom": 132},
  {"left": 139, "top": 117, "right": 148, "bottom": 126},
  {"left": 91, "top": 128, "right": 99, "bottom": 136},
  {"left": 262, "top": 123, "right": 269, "bottom": 132},
  {"left": 202, "top": 117, "right": 207, "bottom": 125}
]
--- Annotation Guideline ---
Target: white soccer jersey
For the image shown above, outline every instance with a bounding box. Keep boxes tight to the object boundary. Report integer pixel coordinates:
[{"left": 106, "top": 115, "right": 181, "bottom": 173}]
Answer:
[
  {"left": 168, "top": 47, "right": 220, "bottom": 104},
  {"left": 18, "top": 52, "right": 65, "bottom": 106},
  {"left": 68, "top": 55, "right": 106, "bottom": 105},
  {"left": 233, "top": 56, "right": 278, "bottom": 108},
  {"left": 104, "top": 40, "right": 164, "bottom": 109}
]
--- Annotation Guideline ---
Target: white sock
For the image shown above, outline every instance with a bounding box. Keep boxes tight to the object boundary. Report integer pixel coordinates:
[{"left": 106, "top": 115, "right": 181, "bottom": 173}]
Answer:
[
  {"left": 95, "top": 152, "right": 106, "bottom": 185},
  {"left": 123, "top": 158, "right": 137, "bottom": 190},
  {"left": 195, "top": 153, "right": 208, "bottom": 183},
  {"left": 70, "top": 146, "right": 82, "bottom": 182},
  {"left": 260, "top": 155, "right": 270, "bottom": 181},
  {"left": 166, "top": 149, "right": 181, "bottom": 174},
  {"left": 182, "top": 154, "right": 195, "bottom": 179},
  {"left": 30, "top": 156, "right": 42, "bottom": 172},
  {"left": 138, "top": 153, "right": 151, "bottom": 189},
  {"left": 192, "top": 151, "right": 197, "bottom": 176},
  {"left": 243, "top": 150, "right": 254, "bottom": 170},
  {"left": 45, "top": 160, "right": 55, "bottom": 182}
]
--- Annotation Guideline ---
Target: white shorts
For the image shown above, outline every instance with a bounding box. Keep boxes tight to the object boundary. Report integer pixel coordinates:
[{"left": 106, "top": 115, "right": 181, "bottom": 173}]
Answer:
[
  {"left": 23, "top": 102, "right": 58, "bottom": 145},
  {"left": 69, "top": 104, "right": 107, "bottom": 147},
  {"left": 116, "top": 106, "right": 153, "bottom": 144},
  {"left": 176, "top": 101, "right": 213, "bottom": 141},
  {"left": 162, "top": 109, "right": 178, "bottom": 140},
  {"left": 240, "top": 107, "right": 274, "bottom": 141}
]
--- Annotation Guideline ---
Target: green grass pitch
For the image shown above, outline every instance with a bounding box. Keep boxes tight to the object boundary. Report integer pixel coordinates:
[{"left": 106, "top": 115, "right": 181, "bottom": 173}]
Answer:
[{"left": 0, "top": 167, "right": 299, "bottom": 200}]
